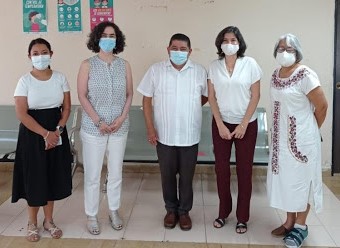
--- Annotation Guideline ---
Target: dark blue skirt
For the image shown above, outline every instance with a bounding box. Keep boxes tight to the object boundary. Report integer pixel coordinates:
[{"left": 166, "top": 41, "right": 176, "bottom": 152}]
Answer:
[{"left": 12, "top": 107, "right": 72, "bottom": 206}]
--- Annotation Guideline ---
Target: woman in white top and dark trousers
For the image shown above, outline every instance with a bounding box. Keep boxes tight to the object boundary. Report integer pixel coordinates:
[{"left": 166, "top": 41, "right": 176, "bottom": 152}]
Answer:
[{"left": 208, "top": 26, "right": 262, "bottom": 234}]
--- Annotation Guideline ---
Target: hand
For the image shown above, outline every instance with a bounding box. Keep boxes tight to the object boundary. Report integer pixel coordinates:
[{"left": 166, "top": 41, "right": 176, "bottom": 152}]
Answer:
[
  {"left": 231, "top": 123, "right": 247, "bottom": 139},
  {"left": 44, "top": 131, "right": 59, "bottom": 150},
  {"left": 109, "top": 116, "right": 125, "bottom": 133},
  {"left": 40, "top": 19, "right": 47, "bottom": 25},
  {"left": 147, "top": 127, "right": 158, "bottom": 146},
  {"left": 98, "top": 121, "right": 111, "bottom": 135},
  {"left": 218, "top": 124, "right": 232, "bottom": 140}
]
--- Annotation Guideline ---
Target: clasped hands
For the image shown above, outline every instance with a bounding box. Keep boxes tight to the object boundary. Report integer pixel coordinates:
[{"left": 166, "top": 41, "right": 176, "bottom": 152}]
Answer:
[
  {"left": 44, "top": 130, "right": 61, "bottom": 150},
  {"left": 98, "top": 117, "right": 124, "bottom": 135},
  {"left": 218, "top": 124, "right": 246, "bottom": 140}
]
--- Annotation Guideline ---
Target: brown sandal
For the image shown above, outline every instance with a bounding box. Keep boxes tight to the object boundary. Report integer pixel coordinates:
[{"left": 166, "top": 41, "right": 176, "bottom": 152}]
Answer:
[
  {"left": 43, "top": 220, "right": 63, "bottom": 239},
  {"left": 271, "top": 225, "right": 291, "bottom": 237},
  {"left": 26, "top": 223, "right": 40, "bottom": 242}
]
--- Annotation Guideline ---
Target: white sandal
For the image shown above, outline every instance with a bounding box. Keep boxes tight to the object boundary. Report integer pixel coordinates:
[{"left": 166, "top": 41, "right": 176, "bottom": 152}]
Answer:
[
  {"left": 43, "top": 219, "right": 63, "bottom": 239},
  {"left": 109, "top": 210, "right": 123, "bottom": 230},
  {"left": 87, "top": 216, "right": 100, "bottom": 235},
  {"left": 26, "top": 223, "right": 40, "bottom": 242}
]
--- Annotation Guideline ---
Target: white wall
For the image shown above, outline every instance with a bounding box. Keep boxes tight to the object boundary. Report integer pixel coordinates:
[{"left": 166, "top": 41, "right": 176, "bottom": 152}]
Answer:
[{"left": 0, "top": 0, "right": 335, "bottom": 168}]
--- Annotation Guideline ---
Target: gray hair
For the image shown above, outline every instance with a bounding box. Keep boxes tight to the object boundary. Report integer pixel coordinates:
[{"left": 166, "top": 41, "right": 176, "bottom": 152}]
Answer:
[{"left": 273, "top": 33, "right": 303, "bottom": 63}]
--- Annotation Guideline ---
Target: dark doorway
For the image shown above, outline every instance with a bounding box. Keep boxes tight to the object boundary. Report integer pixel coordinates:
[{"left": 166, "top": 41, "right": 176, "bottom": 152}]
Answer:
[{"left": 333, "top": 0, "right": 340, "bottom": 174}]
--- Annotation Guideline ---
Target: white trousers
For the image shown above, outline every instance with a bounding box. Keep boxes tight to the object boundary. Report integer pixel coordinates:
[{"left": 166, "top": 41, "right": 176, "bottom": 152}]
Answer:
[{"left": 81, "top": 130, "right": 128, "bottom": 217}]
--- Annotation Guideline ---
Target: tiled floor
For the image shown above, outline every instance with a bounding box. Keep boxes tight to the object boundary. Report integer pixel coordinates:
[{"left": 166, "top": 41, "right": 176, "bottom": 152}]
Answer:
[{"left": 0, "top": 165, "right": 340, "bottom": 247}]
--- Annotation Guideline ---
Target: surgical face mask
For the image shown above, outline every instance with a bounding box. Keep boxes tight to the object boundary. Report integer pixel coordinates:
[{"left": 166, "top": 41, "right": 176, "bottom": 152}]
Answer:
[
  {"left": 170, "top": 50, "right": 188, "bottom": 65},
  {"left": 99, "top": 38, "right": 116, "bottom": 53},
  {"left": 276, "top": 51, "right": 296, "bottom": 67},
  {"left": 31, "top": 55, "right": 51, "bottom": 70},
  {"left": 221, "top": 44, "right": 239, "bottom": 56}
]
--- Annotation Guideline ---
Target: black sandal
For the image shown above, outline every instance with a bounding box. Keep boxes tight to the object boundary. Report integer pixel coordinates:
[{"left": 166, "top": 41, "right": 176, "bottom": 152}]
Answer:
[
  {"left": 213, "top": 218, "right": 225, "bottom": 228},
  {"left": 236, "top": 222, "right": 247, "bottom": 234}
]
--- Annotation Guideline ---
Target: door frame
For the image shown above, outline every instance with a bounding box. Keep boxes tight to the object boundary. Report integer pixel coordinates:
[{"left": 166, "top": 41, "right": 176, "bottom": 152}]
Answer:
[{"left": 332, "top": 0, "right": 340, "bottom": 175}]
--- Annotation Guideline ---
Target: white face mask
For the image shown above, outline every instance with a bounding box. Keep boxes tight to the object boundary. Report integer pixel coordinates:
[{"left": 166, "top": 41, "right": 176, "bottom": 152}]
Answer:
[
  {"left": 221, "top": 44, "right": 239, "bottom": 56},
  {"left": 31, "top": 55, "right": 51, "bottom": 70},
  {"left": 276, "top": 51, "right": 296, "bottom": 67}
]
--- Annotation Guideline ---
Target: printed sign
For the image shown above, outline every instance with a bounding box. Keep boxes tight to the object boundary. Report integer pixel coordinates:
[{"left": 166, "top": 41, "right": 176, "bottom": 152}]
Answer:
[
  {"left": 58, "top": 0, "right": 82, "bottom": 32},
  {"left": 23, "top": 0, "right": 47, "bottom": 33},
  {"left": 89, "top": 0, "right": 114, "bottom": 30}
]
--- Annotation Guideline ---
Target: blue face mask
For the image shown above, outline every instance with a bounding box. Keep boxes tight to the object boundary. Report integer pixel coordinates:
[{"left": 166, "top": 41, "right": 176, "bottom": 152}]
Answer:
[
  {"left": 170, "top": 50, "right": 188, "bottom": 65},
  {"left": 99, "top": 38, "right": 116, "bottom": 53}
]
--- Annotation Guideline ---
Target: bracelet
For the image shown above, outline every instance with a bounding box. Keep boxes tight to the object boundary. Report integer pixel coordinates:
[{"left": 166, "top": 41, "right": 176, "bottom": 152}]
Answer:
[
  {"left": 240, "top": 124, "right": 245, "bottom": 129},
  {"left": 43, "top": 131, "right": 50, "bottom": 141},
  {"left": 95, "top": 119, "right": 103, "bottom": 127}
]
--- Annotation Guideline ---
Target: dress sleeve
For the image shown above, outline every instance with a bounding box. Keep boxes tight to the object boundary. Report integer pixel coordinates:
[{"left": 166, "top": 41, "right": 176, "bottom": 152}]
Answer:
[
  {"left": 301, "top": 68, "right": 321, "bottom": 95},
  {"left": 14, "top": 77, "right": 28, "bottom": 97}
]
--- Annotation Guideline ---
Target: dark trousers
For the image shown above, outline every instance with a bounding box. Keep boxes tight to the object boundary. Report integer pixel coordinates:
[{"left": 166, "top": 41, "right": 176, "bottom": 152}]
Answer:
[
  {"left": 212, "top": 118, "right": 257, "bottom": 223},
  {"left": 156, "top": 142, "right": 198, "bottom": 215}
]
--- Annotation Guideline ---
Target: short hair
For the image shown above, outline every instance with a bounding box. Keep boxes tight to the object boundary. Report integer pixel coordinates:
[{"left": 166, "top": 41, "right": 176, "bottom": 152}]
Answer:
[
  {"left": 29, "top": 11, "right": 39, "bottom": 21},
  {"left": 169, "top": 33, "right": 191, "bottom": 49},
  {"left": 28, "top": 38, "right": 52, "bottom": 55},
  {"left": 273, "top": 33, "right": 303, "bottom": 63},
  {"left": 215, "top": 26, "right": 247, "bottom": 59},
  {"left": 87, "top": 21, "right": 125, "bottom": 54}
]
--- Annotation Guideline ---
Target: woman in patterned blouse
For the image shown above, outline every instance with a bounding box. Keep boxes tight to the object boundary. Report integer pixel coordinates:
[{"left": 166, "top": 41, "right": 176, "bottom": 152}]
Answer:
[{"left": 77, "top": 21, "right": 133, "bottom": 235}]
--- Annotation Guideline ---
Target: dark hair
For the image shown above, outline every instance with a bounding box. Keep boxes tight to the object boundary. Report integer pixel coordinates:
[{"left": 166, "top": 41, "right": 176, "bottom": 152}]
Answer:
[
  {"left": 29, "top": 11, "right": 39, "bottom": 21},
  {"left": 87, "top": 21, "right": 125, "bottom": 54},
  {"left": 169, "top": 33, "right": 191, "bottom": 49},
  {"left": 28, "top": 38, "right": 52, "bottom": 55},
  {"left": 215, "top": 26, "right": 246, "bottom": 59}
]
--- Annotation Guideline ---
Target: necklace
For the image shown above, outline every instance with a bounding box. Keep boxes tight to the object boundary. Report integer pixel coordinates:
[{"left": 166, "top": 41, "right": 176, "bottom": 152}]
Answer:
[{"left": 225, "top": 61, "right": 236, "bottom": 75}]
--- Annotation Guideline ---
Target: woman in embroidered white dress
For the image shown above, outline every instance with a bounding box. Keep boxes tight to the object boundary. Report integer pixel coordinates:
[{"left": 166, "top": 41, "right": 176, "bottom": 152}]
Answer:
[{"left": 267, "top": 34, "right": 327, "bottom": 248}]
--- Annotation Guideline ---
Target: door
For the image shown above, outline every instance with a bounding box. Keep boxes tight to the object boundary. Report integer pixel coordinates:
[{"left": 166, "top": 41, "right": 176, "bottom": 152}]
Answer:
[{"left": 333, "top": 0, "right": 340, "bottom": 174}]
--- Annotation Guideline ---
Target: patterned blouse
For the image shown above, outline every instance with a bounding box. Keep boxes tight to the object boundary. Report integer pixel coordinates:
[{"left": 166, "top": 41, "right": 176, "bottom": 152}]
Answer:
[{"left": 81, "top": 55, "right": 129, "bottom": 136}]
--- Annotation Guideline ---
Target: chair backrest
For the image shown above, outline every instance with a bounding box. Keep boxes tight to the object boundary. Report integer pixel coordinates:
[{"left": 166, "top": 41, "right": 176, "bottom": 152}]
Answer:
[
  {"left": 69, "top": 106, "right": 83, "bottom": 173},
  {"left": 68, "top": 105, "right": 269, "bottom": 167}
]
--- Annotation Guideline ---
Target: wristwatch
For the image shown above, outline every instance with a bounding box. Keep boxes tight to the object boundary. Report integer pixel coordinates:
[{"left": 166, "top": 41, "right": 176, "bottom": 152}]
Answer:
[{"left": 56, "top": 125, "right": 64, "bottom": 134}]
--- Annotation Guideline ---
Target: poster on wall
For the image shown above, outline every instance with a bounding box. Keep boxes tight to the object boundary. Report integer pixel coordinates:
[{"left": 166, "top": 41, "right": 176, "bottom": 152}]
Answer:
[
  {"left": 89, "top": 0, "right": 114, "bottom": 30},
  {"left": 57, "top": 0, "right": 82, "bottom": 33},
  {"left": 23, "top": 0, "right": 47, "bottom": 33}
]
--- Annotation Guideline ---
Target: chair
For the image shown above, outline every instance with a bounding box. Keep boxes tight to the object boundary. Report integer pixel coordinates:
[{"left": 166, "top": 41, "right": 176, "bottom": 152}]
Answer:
[{"left": 68, "top": 106, "right": 83, "bottom": 177}]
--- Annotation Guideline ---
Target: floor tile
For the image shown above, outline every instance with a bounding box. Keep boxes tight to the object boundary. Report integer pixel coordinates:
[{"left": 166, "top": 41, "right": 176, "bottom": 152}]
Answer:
[
  {"left": 164, "top": 206, "right": 206, "bottom": 243},
  {"left": 1, "top": 169, "right": 340, "bottom": 247}
]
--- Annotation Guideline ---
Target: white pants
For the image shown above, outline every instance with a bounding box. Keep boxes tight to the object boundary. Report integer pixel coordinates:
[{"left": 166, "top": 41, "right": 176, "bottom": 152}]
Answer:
[{"left": 81, "top": 130, "right": 128, "bottom": 217}]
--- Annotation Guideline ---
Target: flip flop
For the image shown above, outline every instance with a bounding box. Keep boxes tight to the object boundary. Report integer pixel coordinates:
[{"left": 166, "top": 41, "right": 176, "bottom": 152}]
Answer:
[
  {"left": 213, "top": 218, "right": 226, "bottom": 228},
  {"left": 236, "top": 222, "right": 247, "bottom": 234}
]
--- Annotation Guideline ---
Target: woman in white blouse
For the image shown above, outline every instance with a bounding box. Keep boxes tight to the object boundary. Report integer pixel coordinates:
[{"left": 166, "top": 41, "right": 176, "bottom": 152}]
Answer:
[
  {"left": 208, "top": 26, "right": 262, "bottom": 234},
  {"left": 12, "top": 38, "right": 72, "bottom": 242}
]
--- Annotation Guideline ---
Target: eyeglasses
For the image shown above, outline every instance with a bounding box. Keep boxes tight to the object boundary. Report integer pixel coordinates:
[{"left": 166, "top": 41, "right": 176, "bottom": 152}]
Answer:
[{"left": 277, "top": 47, "right": 295, "bottom": 53}]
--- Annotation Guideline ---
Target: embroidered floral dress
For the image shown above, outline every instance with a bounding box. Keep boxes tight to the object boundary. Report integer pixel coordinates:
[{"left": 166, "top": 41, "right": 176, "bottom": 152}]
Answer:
[{"left": 266, "top": 65, "right": 323, "bottom": 213}]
